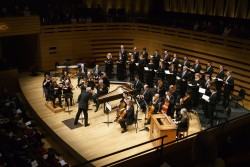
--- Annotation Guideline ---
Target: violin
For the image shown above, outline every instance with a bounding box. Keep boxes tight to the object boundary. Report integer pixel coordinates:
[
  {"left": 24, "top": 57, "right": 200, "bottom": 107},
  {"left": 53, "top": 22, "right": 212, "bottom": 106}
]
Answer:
[{"left": 180, "top": 95, "right": 190, "bottom": 105}]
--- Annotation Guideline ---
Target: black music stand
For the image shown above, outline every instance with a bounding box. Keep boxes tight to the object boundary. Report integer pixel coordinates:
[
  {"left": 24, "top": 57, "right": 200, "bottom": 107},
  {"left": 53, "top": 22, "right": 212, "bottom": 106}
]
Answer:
[{"left": 103, "top": 102, "right": 113, "bottom": 127}]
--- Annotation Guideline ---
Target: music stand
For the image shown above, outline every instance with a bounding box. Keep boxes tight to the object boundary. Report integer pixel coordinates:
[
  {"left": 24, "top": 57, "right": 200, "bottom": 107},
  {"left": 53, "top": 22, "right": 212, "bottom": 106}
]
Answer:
[{"left": 103, "top": 102, "right": 113, "bottom": 126}]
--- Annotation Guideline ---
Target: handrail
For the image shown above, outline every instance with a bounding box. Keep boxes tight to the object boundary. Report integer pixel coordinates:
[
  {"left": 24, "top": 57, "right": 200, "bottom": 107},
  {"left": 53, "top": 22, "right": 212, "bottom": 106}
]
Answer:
[{"left": 72, "top": 113, "right": 250, "bottom": 167}]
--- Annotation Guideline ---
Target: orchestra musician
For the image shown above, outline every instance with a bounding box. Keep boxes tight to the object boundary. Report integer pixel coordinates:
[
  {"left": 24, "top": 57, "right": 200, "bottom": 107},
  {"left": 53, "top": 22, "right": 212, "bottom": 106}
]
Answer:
[
  {"left": 137, "top": 54, "right": 146, "bottom": 82},
  {"left": 164, "top": 85, "right": 177, "bottom": 118},
  {"left": 176, "top": 90, "right": 192, "bottom": 118},
  {"left": 178, "top": 65, "right": 191, "bottom": 98},
  {"left": 63, "top": 81, "right": 74, "bottom": 106},
  {"left": 223, "top": 70, "right": 234, "bottom": 105},
  {"left": 145, "top": 93, "right": 162, "bottom": 125},
  {"left": 141, "top": 47, "right": 149, "bottom": 63},
  {"left": 137, "top": 84, "right": 152, "bottom": 113},
  {"left": 104, "top": 53, "right": 113, "bottom": 78},
  {"left": 91, "top": 64, "right": 102, "bottom": 78},
  {"left": 77, "top": 63, "right": 87, "bottom": 86},
  {"left": 93, "top": 80, "right": 109, "bottom": 112},
  {"left": 85, "top": 72, "right": 96, "bottom": 89},
  {"left": 161, "top": 50, "right": 170, "bottom": 70},
  {"left": 74, "top": 87, "right": 92, "bottom": 126},
  {"left": 118, "top": 99, "right": 135, "bottom": 133},
  {"left": 151, "top": 49, "right": 161, "bottom": 70},
  {"left": 50, "top": 80, "right": 63, "bottom": 108},
  {"left": 61, "top": 71, "right": 71, "bottom": 84},
  {"left": 117, "top": 52, "right": 124, "bottom": 80},
  {"left": 175, "top": 108, "right": 189, "bottom": 139},
  {"left": 43, "top": 74, "right": 51, "bottom": 101},
  {"left": 129, "top": 75, "right": 143, "bottom": 94},
  {"left": 155, "top": 79, "right": 166, "bottom": 98},
  {"left": 100, "top": 72, "right": 110, "bottom": 88},
  {"left": 128, "top": 53, "right": 136, "bottom": 81}
]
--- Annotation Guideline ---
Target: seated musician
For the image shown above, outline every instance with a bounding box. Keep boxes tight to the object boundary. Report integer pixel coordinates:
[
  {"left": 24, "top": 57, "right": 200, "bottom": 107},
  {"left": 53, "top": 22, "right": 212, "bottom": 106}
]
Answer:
[
  {"left": 50, "top": 80, "right": 63, "bottom": 108},
  {"left": 118, "top": 99, "right": 135, "bottom": 134},
  {"left": 118, "top": 91, "right": 130, "bottom": 109},
  {"left": 91, "top": 64, "right": 102, "bottom": 78},
  {"left": 78, "top": 80, "right": 88, "bottom": 92},
  {"left": 174, "top": 108, "right": 189, "bottom": 139},
  {"left": 100, "top": 72, "right": 110, "bottom": 88},
  {"left": 77, "top": 64, "right": 87, "bottom": 86},
  {"left": 43, "top": 74, "right": 51, "bottom": 101},
  {"left": 145, "top": 93, "right": 162, "bottom": 125},
  {"left": 93, "top": 80, "right": 109, "bottom": 112},
  {"left": 61, "top": 71, "right": 71, "bottom": 84},
  {"left": 63, "top": 81, "right": 74, "bottom": 106},
  {"left": 164, "top": 85, "right": 177, "bottom": 118},
  {"left": 131, "top": 75, "right": 143, "bottom": 94},
  {"left": 155, "top": 79, "right": 166, "bottom": 98},
  {"left": 175, "top": 90, "right": 192, "bottom": 118},
  {"left": 137, "top": 84, "right": 152, "bottom": 112},
  {"left": 85, "top": 72, "right": 96, "bottom": 89}
]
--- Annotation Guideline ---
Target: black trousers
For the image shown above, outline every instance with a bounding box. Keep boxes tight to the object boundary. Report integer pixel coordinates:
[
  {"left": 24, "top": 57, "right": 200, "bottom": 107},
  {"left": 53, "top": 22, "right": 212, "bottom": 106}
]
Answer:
[
  {"left": 119, "top": 119, "right": 127, "bottom": 130},
  {"left": 74, "top": 107, "right": 88, "bottom": 125}
]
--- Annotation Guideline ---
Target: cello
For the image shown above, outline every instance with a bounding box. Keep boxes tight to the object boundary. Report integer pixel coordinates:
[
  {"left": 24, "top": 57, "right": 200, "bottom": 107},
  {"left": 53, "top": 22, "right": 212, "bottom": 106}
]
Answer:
[
  {"left": 117, "top": 101, "right": 126, "bottom": 116},
  {"left": 147, "top": 105, "right": 155, "bottom": 121},
  {"left": 115, "top": 108, "right": 126, "bottom": 123},
  {"left": 161, "top": 98, "right": 169, "bottom": 114}
]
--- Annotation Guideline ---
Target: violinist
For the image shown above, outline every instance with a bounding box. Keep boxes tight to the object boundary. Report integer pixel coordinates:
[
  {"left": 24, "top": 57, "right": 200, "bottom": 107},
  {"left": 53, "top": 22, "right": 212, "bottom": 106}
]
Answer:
[
  {"left": 50, "top": 80, "right": 63, "bottom": 108},
  {"left": 137, "top": 84, "right": 152, "bottom": 112},
  {"left": 77, "top": 63, "right": 87, "bottom": 86},
  {"left": 145, "top": 93, "right": 162, "bottom": 125},
  {"left": 85, "top": 72, "right": 95, "bottom": 89},
  {"left": 176, "top": 90, "right": 192, "bottom": 118},
  {"left": 155, "top": 79, "right": 166, "bottom": 98},
  {"left": 61, "top": 71, "right": 71, "bottom": 84},
  {"left": 104, "top": 53, "right": 113, "bottom": 78},
  {"left": 93, "top": 80, "right": 109, "bottom": 112},
  {"left": 164, "top": 85, "right": 177, "bottom": 118},
  {"left": 43, "top": 74, "right": 51, "bottom": 101},
  {"left": 63, "top": 80, "right": 74, "bottom": 106},
  {"left": 119, "top": 99, "right": 135, "bottom": 133}
]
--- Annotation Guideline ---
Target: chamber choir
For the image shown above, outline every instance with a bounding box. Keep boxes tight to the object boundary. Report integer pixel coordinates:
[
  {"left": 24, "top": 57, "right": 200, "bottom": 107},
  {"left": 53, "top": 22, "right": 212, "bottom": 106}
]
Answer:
[{"left": 42, "top": 45, "right": 236, "bottom": 132}]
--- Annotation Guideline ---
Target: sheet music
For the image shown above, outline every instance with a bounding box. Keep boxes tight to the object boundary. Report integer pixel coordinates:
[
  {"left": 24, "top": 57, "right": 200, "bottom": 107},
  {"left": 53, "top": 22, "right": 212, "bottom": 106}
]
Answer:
[
  {"left": 202, "top": 94, "right": 209, "bottom": 101},
  {"left": 199, "top": 87, "right": 206, "bottom": 94},
  {"left": 106, "top": 102, "right": 112, "bottom": 111},
  {"left": 135, "top": 63, "right": 139, "bottom": 66},
  {"left": 165, "top": 70, "right": 173, "bottom": 75},
  {"left": 59, "top": 160, "right": 67, "bottom": 166},
  {"left": 176, "top": 76, "right": 181, "bottom": 80},
  {"left": 144, "top": 67, "right": 149, "bottom": 71},
  {"left": 217, "top": 78, "right": 223, "bottom": 82}
]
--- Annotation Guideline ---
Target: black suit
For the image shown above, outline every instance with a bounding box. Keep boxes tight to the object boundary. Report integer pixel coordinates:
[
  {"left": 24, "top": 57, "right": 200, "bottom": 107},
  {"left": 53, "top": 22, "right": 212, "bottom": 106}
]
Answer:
[
  {"left": 163, "top": 54, "right": 170, "bottom": 70},
  {"left": 133, "top": 80, "right": 143, "bottom": 94},
  {"left": 192, "top": 64, "right": 201, "bottom": 73},
  {"left": 77, "top": 67, "right": 87, "bottom": 86},
  {"left": 172, "top": 58, "right": 179, "bottom": 71},
  {"left": 181, "top": 60, "right": 190, "bottom": 68},
  {"left": 215, "top": 70, "right": 225, "bottom": 99},
  {"left": 133, "top": 51, "right": 139, "bottom": 63},
  {"left": 138, "top": 59, "right": 146, "bottom": 82},
  {"left": 105, "top": 58, "right": 113, "bottom": 78},
  {"left": 119, "top": 105, "right": 135, "bottom": 130},
  {"left": 205, "top": 66, "right": 213, "bottom": 76},
  {"left": 141, "top": 51, "right": 148, "bottom": 63},
  {"left": 119, "top": 49, "right": 127, "bottom": 72},
  {"left": 74, "top": 90, "right": 91, "bottom": 126},
  {"left": 92, "top": 67, "right": 101, "bottom": 76},
  {"left": 152, "top": 54, "right": 161, "bottom": 70},
  {"left": 128, "top": 59, "right": 136, "bottom": 81},
  {"left": 208, "top": 92, "right": 217, "bottom": 126},
  {"left": 178, "top": 71, "right": 191, "bottom": 98},
  {"left": 224, "top": 76, "right": 234, "bottom": 102}
]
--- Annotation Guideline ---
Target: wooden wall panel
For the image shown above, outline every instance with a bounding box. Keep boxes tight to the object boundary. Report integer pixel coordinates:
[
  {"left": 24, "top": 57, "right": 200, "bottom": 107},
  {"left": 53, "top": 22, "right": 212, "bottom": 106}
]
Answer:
[
  {"left": 204, "top": 0, "right": 214, "bottom": 15},
  {"left": 164, "top": 0, "right": 171, "bottom": 11},
  {"left": 195, "top": 0, "right": 205, "bottom": 14},
  {"left": 186, "top": 0, "right": 195, "bottom": 13},
  {"left": 235, "top": 0, "right": 248, "bottom": 19},
  {"left": 224, "top": 0, "right": 237, "bottom": 17},
  {"left": 178, "top": 0, "right": 187, "bottom": 13},
  {"left": 170, "top": 0, "right": 178, "bottom": 12},
  {"left": 214, "top": 0, "right": 225, "bottom": 16},
  {"left": 0, "top": 16, "right": 40, "bottom": 37}
]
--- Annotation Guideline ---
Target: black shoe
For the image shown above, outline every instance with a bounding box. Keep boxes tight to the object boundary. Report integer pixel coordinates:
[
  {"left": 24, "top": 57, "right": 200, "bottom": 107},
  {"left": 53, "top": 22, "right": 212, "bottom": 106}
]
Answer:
[
  {"left": 85, "top": 123, "right": 90, "bottom": 127},
  {"left": 74, "top": 122, "right": 78, "bottom": 125},
  {"left": 121, "top": 129, "right": 127, "bottom": 133}
]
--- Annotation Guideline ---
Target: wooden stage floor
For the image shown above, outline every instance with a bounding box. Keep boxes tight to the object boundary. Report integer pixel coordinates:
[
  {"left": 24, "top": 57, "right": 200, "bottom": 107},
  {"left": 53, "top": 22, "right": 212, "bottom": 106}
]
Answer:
[{"left": 19, "top": 72, "right": 202, "bottom": 166}]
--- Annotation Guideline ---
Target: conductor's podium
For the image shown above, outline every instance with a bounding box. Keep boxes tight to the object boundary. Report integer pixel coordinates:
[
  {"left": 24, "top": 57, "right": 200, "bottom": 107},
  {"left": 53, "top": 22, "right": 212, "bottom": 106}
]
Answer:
[
  {"left": 45, "top": 101, "right": 65, "bottom": 113},
  {"left": 150, "top": 114, "right": 177, "bottom": 147}
]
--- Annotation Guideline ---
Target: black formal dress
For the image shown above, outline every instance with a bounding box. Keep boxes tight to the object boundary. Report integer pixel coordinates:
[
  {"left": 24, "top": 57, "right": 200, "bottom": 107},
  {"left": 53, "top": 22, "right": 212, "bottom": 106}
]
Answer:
[
  {"left": 224, "top": 76, "right": 234, "bottom": 102},
  {"left": 207, "top": 92, "right": 217, "bottom": 126},
  {"left": 105, "top": 58, "right": 113, "bottom": 78},
  {"left": 117, "top": 57, "right": 124, "bottom": 80},
  {"left": 141, "top": 51, "right": 149, "bottom": 63},
  {"left": 215, "top": 70, "right": 225, "bottom": 100},
  {"left": 163, "top": 54, "right": 170, "bottom": 70},
  {"left": 172, "top": 57, "right": 179, "bottom": 71},
  {"left": 133, "top": 51, "right": 139, "bottom": 63},
  {"left": 178, "top": 71, "right": 191, "bottom": 98},
  {"left": 50, "top": 83, "right": 62, "bottom": 108},
  {"left": 128, "top": 59, "right": 136, "bottom": 81},
  {"left": 152, "top": 54, "right": 161, "bottom": 70},
  {"left": 138, "top": 58, "right": 146, "bottom": 83}
]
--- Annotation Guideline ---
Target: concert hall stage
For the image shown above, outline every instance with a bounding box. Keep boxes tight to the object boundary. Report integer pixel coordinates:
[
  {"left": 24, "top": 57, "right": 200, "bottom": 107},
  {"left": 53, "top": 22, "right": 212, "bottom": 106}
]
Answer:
[{"left": 18, "top": 72, "right": 202, "bottom": 166}]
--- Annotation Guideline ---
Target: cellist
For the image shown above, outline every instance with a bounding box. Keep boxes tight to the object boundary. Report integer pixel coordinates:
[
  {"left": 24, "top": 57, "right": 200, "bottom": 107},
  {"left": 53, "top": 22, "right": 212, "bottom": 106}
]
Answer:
[
  {"left": 145, "top": 93, "right": 162, "bottom": 125},
  {"left": 175, "top": 90, "right": 192, "bottom": 118},
  {"left": 118, "top": 99, "right": 135, "bottom": 134},
  {"left": 117, "top": 91, "right": 130, "bottom": 116}
]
